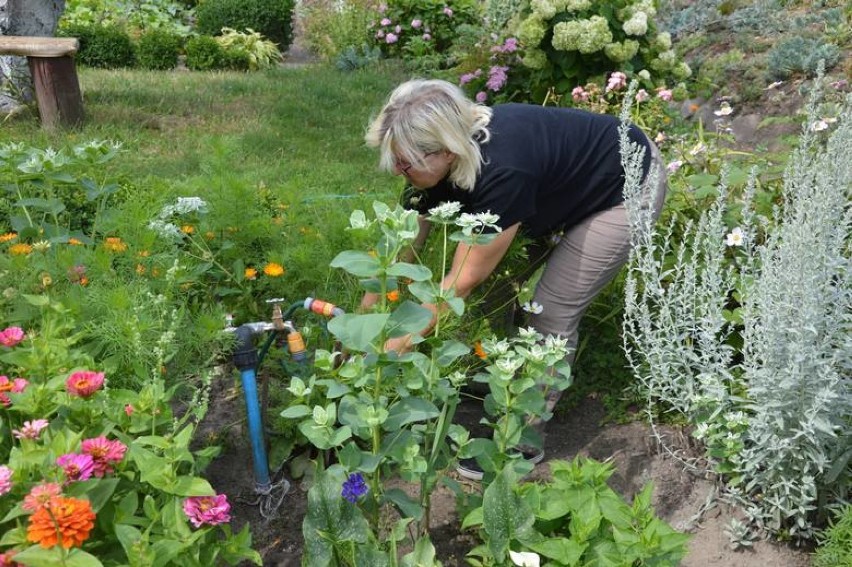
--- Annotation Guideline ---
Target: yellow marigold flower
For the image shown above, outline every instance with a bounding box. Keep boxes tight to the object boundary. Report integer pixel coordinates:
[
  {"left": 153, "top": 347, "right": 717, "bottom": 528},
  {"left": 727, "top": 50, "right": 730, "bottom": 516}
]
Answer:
[
  {"left": 386, "top": 290, "right": 399, "bottom": 302},
  {"left": 68, "top": 238, "right": 83, "bottom": 246},
  {"left": 26, "top": 496, "right": 96, "bottom": 548},
  {"left": 104, "top": 237, "right": 127, "bottom": 253},
  {"left": 181, "top": 225, "right": 195, "bottom": 235},
  {"left": 8, "top": 243, "right": 32, "bottom": 256},
  {"left": 0, "top": 232, "right": 18, "bottom": 243},
  {"left": 263, "top": 263, "right": 285, "bottom": 277},
  {"left": 244, "top": 267, "right": 258, "bottom": 280}
]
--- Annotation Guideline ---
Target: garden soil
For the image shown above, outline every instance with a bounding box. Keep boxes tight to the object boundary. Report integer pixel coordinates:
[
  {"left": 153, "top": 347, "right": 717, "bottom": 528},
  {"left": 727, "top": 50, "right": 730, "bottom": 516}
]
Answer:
[{"left": 198, "top": 375, "right": 814, "bottom": 567}]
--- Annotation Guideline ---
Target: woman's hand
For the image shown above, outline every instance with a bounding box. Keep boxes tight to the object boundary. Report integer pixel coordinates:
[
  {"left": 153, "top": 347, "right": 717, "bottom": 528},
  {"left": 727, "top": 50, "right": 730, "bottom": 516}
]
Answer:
[{"left": 384, "top": 334, "right": 413, "bottom": 355}]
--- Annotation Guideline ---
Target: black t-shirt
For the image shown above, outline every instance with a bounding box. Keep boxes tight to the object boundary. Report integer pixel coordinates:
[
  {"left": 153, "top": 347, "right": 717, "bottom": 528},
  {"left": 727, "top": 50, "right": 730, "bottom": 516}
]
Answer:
[{"left": 404, "top": 103, "right": 652, "bottom": 238}]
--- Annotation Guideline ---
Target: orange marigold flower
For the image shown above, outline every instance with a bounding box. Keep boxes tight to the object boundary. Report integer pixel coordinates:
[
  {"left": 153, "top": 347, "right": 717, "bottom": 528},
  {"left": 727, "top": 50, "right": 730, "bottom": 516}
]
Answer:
[
  {"left": 180, "top": 225, "right": 195, "bottom": 234},
  {"left": 263, "top": 263, "right": 285, "bottom": 277},
  {"left": 104, "top": 237, "right": 127, "bottom": 253},
  {"left": 26, "top": 496, "right": 96, "bottom": 549},
  {"left": 8, "top": 243, "right": 32, "bottom": 256},
  {"left": 244, "top": 267, "right": 258, "bottom": 280},
  {"left": 79, "top": 276, "right": 89, "bottom": 286},
  {"left": 386, "top": 290, "right": 399, "bottom": 302},
  {"left": 0, "top": 232, "right": 16, "bottom": 243},
  {"left": 67, "top": 238, "right": 83, "bottom": 246},
  {"left": 473, "top": 341, "right": 487, "bottom": 360}
]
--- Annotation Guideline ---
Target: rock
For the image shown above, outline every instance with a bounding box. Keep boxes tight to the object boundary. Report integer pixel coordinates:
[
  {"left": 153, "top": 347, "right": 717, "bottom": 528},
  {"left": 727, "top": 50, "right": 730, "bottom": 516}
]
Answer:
[{"left": 729, "top": 113, "right": 762, "bottom": 145}]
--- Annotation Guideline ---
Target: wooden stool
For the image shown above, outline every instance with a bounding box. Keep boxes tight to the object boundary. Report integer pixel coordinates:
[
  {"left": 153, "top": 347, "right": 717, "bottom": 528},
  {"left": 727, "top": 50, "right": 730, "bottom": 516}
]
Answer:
[{"left": 0, "top": 36, "right": 84, "bottom": 129}]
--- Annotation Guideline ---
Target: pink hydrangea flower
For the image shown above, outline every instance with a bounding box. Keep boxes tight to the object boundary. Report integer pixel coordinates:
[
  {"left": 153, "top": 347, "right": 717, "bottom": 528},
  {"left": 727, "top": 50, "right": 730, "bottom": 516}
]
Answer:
[
  {"left": 81, "top": 436, "right": 127, "bottom": 477},
  {"left": 606, "top": 71, "right": 627, "bottom": 93},
  {"left": 443, "top": 6, "right": 453, "bottom": 16},
  {"left": 22, "top": 482, "right": 63, "bottom": 512},
  {"left": 66, "top": 370, "right": 105, "bottom": 398},
  {"left": 571, "top": 86, "right": 589, "bottom": 102},
  {"left": 486, "top": 66, "right": 509, "bottom": 91},
  {"left": 56, "top": 453, "right": 95, "bottom": 482},
  {"left": 635, "top": 89, "right": 649, "bottom": 102},
  {"left": 385, "top": 33, "right": 398, "bottom": 44},
  {"left": 0, "top": 465, "right": 12, "bottom": 496},
  {"left": 475, "top": 91, "right": 488, "bottom": 103},
  {"left": 0, "top": 327, "right": 24, "bottom": 347},
  {"left": 657, "top": 88, "right": 673, "bottom": 101},
  {"left": 380, "top": 17, "right": 391, "bottom": 26},
  {"left": 183, "top": 494, "right": 231, "bottom": 528},
  {"left": 12, "top": 419, "right": 49, "bottom": 440},
  {"left": 411, "top": 19, "right": 422, "bottom": 28}
]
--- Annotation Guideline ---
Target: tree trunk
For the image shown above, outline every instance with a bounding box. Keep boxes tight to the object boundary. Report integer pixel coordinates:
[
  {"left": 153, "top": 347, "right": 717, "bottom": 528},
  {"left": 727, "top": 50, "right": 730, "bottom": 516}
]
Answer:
[{"left": 1, "top": 0, "right": 66, "bottom": 112}]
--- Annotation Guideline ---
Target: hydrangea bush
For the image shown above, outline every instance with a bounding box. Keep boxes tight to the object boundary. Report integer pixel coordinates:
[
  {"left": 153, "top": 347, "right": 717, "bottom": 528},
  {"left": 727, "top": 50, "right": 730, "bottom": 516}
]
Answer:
[{"left": 515, "top": 0, "right": 692, "bottom": 101}]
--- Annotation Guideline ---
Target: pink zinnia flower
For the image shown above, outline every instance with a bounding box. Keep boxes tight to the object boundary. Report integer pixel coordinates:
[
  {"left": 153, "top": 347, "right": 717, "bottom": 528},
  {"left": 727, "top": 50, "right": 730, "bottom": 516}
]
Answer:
[
  {"left": 411, "top": 19, "right": 422, "bottom": 28},
  {"left": 0, "top": 376, "right": 27, "bottom": 407},
  {"left": 81, "top": 437, "right": 127, "bottom": 477},
  {"left": 572, "top": 86, "right": 589, "bottom": 102},
  {"left": 183, "top": 494, "right": 231, "bottom": 528},
  {"left": 13, "top": 419, "right": 49, "bottom": 440},
  {"left": 56, "top": 453, "right": 95, "bottom": 482},
  {"left": 380, "top": 17, "right": 391, "bottom": 26},
  {"left": 657, "top": 88, "right": 673, "bottom": 101},
  {"left": 65, "top": 370, "right": 104, "bottom": 398},
  {"left": 22, "top": 482, "right": 63, "bottom": 512},
  {"left": 475, "top": 91, "right": 487, "bottom": 103},
  {"left": 0, "top": 465, "right": 12, "bottom": 495},
  {"left": 443, "top": 6, "right": 453, "bottom": 16},
  {"left": 385, "top": 33, "right": 398, "bottom": 44},
  {"left": 606, "top": 71, "right": 627, "bottom": 93},
  {"left": 0, "top": 327, "right": 24, "bottom": 347}
]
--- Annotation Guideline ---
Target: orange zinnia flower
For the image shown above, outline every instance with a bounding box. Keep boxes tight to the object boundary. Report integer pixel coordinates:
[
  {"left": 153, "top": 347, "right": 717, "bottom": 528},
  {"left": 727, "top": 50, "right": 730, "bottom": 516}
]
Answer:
[
  {"left": 0, "top": 232, "right": 17, "bottom": 243},
  {"left": 8, "top": 243, "right": 32, "bottom": 256},
  {"left": 27, "top": 496, "right": 96, "bottom": 549},
  {"left": 67, "top": 238, "right": 83, "bottom": 246},
  {"left": 473, "top": 341, "right": 487, "bottom": 360},
  {"left": 180, "top": 225, "right": 195, "bottom": 235},
  {"left": 386, "top": 290, "right": 399, "bottom": 302},
  {"left": 104, "top": 237, "right": 127, "bottom": 252},
  {"left": 263, "top": 263, "right": 285, "bottom": 277},
  {"left": 244, "top": 267, "right": 258, "bottom": 280}
]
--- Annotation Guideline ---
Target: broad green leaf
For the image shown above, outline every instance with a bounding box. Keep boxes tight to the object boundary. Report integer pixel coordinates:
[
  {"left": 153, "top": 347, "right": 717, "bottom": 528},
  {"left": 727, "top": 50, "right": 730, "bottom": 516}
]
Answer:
[
  {"left": 115, "top": 524, "right": 145, "bottom": 561},
  {"left": 386, "top": 301, "right": 433, "bottom": 338},
  {"left": 0, "top": 525, "right": 26, "bottom": 545},
  {"left": 461, "top": 506, "right": 484, "bottom": 529},
  {"left": 483, "top": 466, "right": 535, "bottom": 562},
  {"left": 330, "top": 250, "right": 381, "bottom": 277},
  {"left": 170, "top": 476, "right": 215, "bottom": 496},
  {"left": 67, "top": 478, "right": 119, "bottom": 513},
  {"left": 384, "top": 397, "right": 440, "bottom": 431},
  {"left": 525, "top": 537, "right": 586, "bottom": 565},
  {"left": 328, "top": 313, "right": 389, "bottom": 351},
  {"left": 384, "top": 487, "right": 424, "bottom": 521},
  {"left": 151, "top": 539, "right": 189, "bottom": 567},
  {"left": 280, "top": 405, "right": 313, "bottom": 419},
  {"left": 407, "top": 281, "right": 436, "bottom": 304},
  {"left": 435, "top": 340, "right": 470, "bottom": 367},
  {"left": 387, "top": 262, "right": 432, "bottom": 281},
  {"left": 401, "top": 536, "right": 440, "bottom": 567}
]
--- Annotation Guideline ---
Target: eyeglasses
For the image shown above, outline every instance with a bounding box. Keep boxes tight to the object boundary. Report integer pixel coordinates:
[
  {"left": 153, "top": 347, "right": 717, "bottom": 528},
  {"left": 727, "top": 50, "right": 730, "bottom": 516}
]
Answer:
[{"left": 395, "top": 150, "right": 441, "bottom": 175}]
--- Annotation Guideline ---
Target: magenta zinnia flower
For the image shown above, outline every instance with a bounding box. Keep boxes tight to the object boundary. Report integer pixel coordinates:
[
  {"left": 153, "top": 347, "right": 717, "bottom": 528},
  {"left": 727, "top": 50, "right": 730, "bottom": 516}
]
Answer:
[
  {"left": 183, "top": 494, "right": 231, "bottom": 528},
  {"left": 81, "top": 436, "right": 127, "bottom": 477},
  {"left": 0, "top": 326, "right": 24, "bottom": 347},
  {"left": 13, "top": 419, "right": 49, "bottom": 440},
  {"left": 56, "top": 453, "right": 95, "bottom": 483},
  {"left": 22, "top": 482, "right": 63, "bottom": 512},
  {"left": 0, "top": 465, "right": 12, "bottom": 495},
  {"left": 65, "top": 370, "right": 104, "bottom": 398}
]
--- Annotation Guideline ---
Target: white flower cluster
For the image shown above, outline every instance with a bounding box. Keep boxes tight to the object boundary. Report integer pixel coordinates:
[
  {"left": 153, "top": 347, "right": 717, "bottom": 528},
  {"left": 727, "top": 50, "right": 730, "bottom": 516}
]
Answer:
[
  {"left": 148, "top": 196, "right": 209, "bottom": 240},
  {"left": 428, "top": 201, "right": 463, "bottom": 221},
  {"left": 455, "top": 211, "right": 501, "bottom": 235},
  {"left": 551, "top": 16, "right": 612, "bottom": 53},
  {"left": 622, "top": 11, "right": 647, "bottom": 36}
]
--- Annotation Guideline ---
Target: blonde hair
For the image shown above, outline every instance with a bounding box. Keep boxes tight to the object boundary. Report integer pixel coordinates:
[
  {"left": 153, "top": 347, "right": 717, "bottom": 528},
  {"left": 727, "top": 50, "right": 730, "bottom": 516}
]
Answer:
[{"left": 365, "top": 79, "right": 492, "bottom": 191}]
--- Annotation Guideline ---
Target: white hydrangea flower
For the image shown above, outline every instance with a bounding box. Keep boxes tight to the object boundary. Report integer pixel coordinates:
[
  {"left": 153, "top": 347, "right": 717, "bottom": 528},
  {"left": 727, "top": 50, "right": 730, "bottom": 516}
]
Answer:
[
  {"left": 522, "top": 48, "right": 548, "bottom": 69},
  {"left": 623, "top": 11, "right": 648, "bottom": 36},
  {"left": 428, "top": 201, "right": 463, "bottom": 221},
  {"left": 530, "top": 0, "right": 557, "bottom": 20}
]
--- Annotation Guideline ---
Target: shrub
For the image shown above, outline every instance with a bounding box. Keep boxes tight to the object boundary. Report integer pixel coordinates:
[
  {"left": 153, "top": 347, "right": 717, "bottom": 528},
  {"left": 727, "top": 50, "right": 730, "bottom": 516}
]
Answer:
[
  {"left": 136, "top": 29, "right": 183, "bottom": 70},
  {"left": 60, "top": 0, "right": 193, "bottom": 37},
  {"left": 185, "top": 35, "right": 227, "bottom": 71},
  {"left": 59, "top": 23, "right": 135, "bottom": 69},
  {"left": 215, "top": 28, "right": 282, "bottom": 70},
  {"left": 298, "top": 0, "right": 375, "bottom": 61},
  {"left": 766, "top": 36, "right": 841, "bottom": 79},
  {"left": 195, "top": 0, "right": 296, "bottom": 48},
  {"left": 815, "top": 505, "right": 852, "bottom": 567}
]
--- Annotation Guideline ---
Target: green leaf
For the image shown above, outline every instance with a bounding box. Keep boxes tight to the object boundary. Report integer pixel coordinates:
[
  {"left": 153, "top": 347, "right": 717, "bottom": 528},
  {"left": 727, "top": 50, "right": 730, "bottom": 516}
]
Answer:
[
  {"left": 525, "top": 537, "right": 586, "bottom": 565},
  {"left": 435, "top": 340, "right": 470, "bottom": 367},
  {"left": 0, "top": 525, "right": 27, "bottom": 545},
  {"left": 151, "top": 539, "right": 189, "bottom": 567},
  {"left": 330, "top": 250, "right": 381, "bottom": 277},
  {"left": 407, "top": 281, "right": 436, "bottom": 304},
  {"left": 387, "top": 262, "right": 432, "bottom": 281},
  {"left": 67, "top": 478, "right": 119, "bottom": 513},
  {"left": 170, "top": 476, "right": 215, "bottom": 497},
  {"left": 401, "top": 536, "right": 440, "bottom": 567},
  {"left": 384, "top": 397, "right": 440, "bottom": 430},
  {"left": 13, "top": 546, "right": 104, "bottom": 567},
  {"left": 384, "top": 488, "right": 424, "bottom": 521},
  {"left": 445, "top": 297, "right": 464, "bottom": 316},
  {"left": 386, "top": 301, "right": 433, "bottom": 338},
  {"left": 483, "top": 466, "right": 535, "bottom": 562},
  {"left": 328, "top": 313, "right": 389, "bottom": 351},
  {"left": 280, "top": 404, "right": 313, "bottom": 419},
  {"left": 461, "top": 506, "right": 484, "bottom": 529},
  {"left": 115, "top": 524, "right": 145, "bottom": 561}
]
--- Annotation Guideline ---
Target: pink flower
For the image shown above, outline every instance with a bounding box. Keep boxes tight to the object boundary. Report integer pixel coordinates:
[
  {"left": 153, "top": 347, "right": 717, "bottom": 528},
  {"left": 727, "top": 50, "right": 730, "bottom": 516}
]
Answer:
[
  {"left": 830, "top": 79, "right": 847, "bottom": 90},
  {"left": 422, "top": 33, "right": 432, "bottom": 41},
  {"left": 380, "top": 17, "right": 391, "bottom": 26},
  {"left": 0, "top": 465, "right": 12, "bottom": 495},
  {"left": 657, "top": 88, "right": 673, "bottom": 101},
  {"left": 571, "top": 86, "right": 589, "bottom": 102},
  {"left": 635, "top": 89, "right": 649, "bottom": 102},
  {"left": 12, "top": 419, "right": 49, "bottom": 440},
  {"left": 376, "top": 30, "right": 385, "bottom": 38},
  {"left": 81, "top": 437, "right": 127, "bottom": 477},
  {"left": 0, "top": 376, "right": 27, "bottom": 407},
  {"left": 475, "top": 91, "right": 488, "bottom": 103},
  {"left": 491, "top": 37, "right": 519, "bottom": 54},
  {"left": 385, "top": 33, "right": 398, "bottom": 44},
  {"left": 56, "top": 453, "right": 95, "bottom": 482},
  {"left": 459, "top": 72, "right": 477, "bottom": 85},
  {"left": 411, "top": 19, "right": 422, "bottom": 28},
  {"left": 486, "top": 66, "right": 509, "bottom": 91},
  {"left": 666, "top": 160, "right": 683, "bottom": 173},
  {"left": 0, "top": 550, "right": 19, "bottom": 566},
  {"left": 65, "top": 370, "right": 104, "bottom": 398},
  {"left": 394, "top": 24, "right": 401, "bottom": 33},
  {"left": 183, "top": 494, "right": 231, "bottom": 528},
  {"left": 443, "top": 6, "right": 453, "bottom": 16},
  {"left": 22, "top": 482, "right": 62, "bottom": 512},
  {"left": 606, "top": 71, "right": 627, "bottom": 93},
  {"left": 378, "top": 3, "right": 387, "bottom": 13},
  {"left": 0, "top": 327, "right": 24, "bottom": 347},
  {"left": 124, "top": 404, "right": 134, "bottom": 416}
]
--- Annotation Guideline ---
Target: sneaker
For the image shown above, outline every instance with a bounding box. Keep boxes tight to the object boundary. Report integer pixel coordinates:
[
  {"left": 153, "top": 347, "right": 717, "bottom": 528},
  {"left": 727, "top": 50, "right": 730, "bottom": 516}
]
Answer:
[{"left": 455, "top": 449, "right": 545, "bottom": 481}]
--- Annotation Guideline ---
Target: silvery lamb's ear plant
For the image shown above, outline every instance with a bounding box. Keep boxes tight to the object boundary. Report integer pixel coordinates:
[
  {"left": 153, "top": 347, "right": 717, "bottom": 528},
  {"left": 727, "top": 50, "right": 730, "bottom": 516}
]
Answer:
[{"left": 621, "top": 76, "right": 852, "bottom": 540}]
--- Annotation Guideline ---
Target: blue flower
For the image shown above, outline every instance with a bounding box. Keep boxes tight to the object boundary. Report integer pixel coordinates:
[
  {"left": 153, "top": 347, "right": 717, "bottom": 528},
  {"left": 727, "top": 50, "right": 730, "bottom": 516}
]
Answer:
[{"left": 342, "top": 473, "right": 368, "bottom": 503}]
